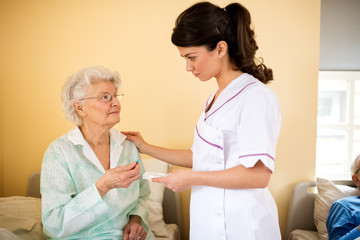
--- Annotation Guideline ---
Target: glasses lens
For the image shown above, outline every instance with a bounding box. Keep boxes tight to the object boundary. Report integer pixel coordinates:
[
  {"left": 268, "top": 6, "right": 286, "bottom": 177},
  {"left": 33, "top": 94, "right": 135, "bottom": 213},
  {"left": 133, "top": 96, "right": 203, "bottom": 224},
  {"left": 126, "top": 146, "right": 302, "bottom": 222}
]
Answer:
[
  {"left": 100, "top": 93, "right": 112, "bottom": 103},
  {"left": 117, "top": 94, "right": 124, "bottom": 101}
]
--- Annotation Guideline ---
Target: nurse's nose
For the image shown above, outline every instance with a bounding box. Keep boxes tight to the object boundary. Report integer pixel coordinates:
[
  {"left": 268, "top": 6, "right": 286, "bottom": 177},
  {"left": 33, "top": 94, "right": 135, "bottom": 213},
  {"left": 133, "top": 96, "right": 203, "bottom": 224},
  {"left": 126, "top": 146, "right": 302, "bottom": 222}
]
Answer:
[{"left": 186, "top": 60, "right": 194, "bottom": 72}]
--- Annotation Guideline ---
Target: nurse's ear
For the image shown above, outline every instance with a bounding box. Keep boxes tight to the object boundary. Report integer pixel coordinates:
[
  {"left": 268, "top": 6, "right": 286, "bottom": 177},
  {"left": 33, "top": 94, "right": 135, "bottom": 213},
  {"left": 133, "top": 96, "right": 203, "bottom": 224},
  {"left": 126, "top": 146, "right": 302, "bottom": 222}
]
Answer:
[{"left": 216, "top": 41, "right": 228, "bottom": 59}]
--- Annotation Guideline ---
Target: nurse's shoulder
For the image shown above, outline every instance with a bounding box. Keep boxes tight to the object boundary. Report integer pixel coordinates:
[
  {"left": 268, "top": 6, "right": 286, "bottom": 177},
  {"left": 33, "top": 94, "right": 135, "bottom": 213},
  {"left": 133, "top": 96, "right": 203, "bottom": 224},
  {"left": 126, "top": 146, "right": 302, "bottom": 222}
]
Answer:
[{"left": 241, "top": 74, "right": 281, "bottom": 112}]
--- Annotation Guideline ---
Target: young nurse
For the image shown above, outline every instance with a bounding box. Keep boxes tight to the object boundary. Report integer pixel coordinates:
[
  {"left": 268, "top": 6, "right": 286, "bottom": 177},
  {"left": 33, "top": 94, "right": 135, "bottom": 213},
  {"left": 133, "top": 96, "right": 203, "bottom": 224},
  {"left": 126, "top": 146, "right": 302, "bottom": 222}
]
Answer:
[{"left": 123, "top": 2, "right": 281, "bottom": 239}]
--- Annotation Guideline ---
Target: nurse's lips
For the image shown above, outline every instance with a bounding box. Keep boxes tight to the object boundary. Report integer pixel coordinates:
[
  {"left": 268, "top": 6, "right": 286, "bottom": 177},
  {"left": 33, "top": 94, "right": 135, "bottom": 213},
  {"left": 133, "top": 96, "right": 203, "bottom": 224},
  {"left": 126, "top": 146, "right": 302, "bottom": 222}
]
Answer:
[{"left": 193, "top": 73, "right": 200, "bottom": 77}]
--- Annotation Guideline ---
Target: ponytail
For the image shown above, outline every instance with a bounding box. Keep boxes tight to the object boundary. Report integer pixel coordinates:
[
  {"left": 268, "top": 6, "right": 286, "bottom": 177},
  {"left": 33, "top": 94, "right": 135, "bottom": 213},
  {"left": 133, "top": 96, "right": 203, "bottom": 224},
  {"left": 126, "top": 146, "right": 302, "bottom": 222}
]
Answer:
[{"left": 224, "top": 3, "right": 273, "bottom": 84}]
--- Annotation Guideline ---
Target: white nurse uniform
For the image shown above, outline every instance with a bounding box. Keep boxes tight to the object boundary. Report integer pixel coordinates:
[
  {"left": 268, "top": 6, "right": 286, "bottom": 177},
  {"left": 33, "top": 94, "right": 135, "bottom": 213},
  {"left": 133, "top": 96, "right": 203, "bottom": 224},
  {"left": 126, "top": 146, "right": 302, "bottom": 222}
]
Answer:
[{"left": 190, "top": 73, "right": 281, "bottom": 240}]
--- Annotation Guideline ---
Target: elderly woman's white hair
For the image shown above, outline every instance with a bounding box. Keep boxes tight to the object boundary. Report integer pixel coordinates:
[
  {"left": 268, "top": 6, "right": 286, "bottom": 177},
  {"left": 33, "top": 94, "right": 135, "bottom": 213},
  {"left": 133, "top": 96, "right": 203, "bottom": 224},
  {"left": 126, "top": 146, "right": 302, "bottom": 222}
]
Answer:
[
  {"left": 61, "top": 66, "right": 121, "bottom": 126},
  {"left": 350, "top": 154, "right": 360, "bottom": 176}
]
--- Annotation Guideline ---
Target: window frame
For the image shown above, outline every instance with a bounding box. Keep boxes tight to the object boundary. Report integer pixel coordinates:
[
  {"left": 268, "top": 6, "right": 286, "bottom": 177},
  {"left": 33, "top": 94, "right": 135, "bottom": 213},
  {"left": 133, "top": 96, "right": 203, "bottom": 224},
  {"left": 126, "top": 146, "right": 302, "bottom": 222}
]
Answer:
[{"left": 316, "top": 71, "right": 360, "bottom": 180}]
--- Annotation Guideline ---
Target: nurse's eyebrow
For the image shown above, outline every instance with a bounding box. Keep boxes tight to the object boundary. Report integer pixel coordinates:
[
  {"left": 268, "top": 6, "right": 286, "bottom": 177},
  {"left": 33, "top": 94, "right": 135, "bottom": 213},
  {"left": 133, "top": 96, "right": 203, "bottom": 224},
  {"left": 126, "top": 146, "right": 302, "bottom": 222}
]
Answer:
[{"left": 181, "top": 52, "right": 197, "bottom": 58}]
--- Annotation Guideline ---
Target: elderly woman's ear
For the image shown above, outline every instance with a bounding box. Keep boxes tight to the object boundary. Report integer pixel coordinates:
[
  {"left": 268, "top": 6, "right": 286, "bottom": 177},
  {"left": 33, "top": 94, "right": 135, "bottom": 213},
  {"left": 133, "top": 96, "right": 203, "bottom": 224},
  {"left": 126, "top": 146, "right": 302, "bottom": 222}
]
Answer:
[
  {"left": 352, "top": 174, "right": 360, "bottom": 188},
  {"left": 73, "top": 102, "right": 86, "bottom": 118}
]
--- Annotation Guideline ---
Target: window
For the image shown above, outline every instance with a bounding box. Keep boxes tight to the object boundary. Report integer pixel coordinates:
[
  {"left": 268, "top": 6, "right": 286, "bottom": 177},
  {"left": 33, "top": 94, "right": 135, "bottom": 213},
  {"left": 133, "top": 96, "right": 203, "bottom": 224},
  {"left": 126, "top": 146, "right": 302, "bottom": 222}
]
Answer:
[{"left": 316, "top": 71, "right": 360, "bottom": 179}]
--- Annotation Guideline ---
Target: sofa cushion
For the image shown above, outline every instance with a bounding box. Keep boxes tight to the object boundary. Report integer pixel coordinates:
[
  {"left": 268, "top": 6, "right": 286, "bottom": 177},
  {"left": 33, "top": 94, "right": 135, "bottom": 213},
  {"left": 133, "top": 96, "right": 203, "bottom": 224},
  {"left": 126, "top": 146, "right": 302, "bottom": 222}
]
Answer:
[
  {"left": 0, "top": 196, "right": 45, "bottom": 240},
  {"left": 314, "top": 178, "right": 359, "bottom": 240},
  {"left": 142, "top": 158, "right": 170, "bottom": 238}
]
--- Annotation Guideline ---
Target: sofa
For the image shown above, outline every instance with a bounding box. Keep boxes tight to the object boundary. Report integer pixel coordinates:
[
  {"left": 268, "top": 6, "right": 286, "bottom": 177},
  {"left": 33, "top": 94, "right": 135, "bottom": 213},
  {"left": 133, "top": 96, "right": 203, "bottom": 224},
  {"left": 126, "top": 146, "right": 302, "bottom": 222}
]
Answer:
[
  {"left": 286, "top": 178, "right": 359, "bottom": 240},
  {"left": 0, "top": 158, "right": 182, "bottom": 240}
]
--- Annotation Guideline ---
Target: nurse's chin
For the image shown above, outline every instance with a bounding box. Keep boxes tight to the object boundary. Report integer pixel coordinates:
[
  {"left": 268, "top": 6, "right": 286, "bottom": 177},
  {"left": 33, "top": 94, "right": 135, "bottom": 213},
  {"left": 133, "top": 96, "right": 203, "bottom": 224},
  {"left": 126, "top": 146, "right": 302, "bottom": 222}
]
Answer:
[{"left": 198, "top": 76, "right": 213, "bottom": 82}]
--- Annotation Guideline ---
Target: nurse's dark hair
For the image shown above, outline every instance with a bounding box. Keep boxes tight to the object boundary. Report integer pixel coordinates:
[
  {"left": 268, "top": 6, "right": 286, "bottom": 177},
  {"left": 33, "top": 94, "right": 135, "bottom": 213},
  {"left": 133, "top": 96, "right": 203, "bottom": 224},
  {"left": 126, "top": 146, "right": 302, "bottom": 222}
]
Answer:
[{"left": 171, "top": 1, "right": 273, "bottom": 84}]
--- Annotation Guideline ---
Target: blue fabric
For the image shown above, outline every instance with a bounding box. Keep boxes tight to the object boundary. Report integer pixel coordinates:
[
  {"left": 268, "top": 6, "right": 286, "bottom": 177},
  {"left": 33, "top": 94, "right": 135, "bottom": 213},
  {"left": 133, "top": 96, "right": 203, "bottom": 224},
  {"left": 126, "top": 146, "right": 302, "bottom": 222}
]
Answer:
[{"left": 327, "top": 195, "right": 360, "bottom": 240}]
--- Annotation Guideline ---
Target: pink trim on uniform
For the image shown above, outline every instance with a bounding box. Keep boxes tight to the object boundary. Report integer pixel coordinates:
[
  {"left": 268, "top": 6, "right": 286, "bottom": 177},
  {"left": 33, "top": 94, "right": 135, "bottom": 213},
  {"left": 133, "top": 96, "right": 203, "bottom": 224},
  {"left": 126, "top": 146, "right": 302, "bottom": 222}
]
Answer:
[
  {"left": 204, "top": 82, "right": 256, "bottom": 121},
  {"left": 238, "top": 153, "right": 275, "bottom": 161},
  {"left": 196, "top": 126, "right": 223, "bottom": 150}
]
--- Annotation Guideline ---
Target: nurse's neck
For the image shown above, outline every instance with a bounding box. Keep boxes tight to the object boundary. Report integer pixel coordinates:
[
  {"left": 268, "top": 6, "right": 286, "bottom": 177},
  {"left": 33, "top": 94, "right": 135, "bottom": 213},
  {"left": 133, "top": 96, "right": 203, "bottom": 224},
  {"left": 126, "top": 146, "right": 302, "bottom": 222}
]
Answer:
[
  {"left": 206, "top": 69, "right": 243, "bottom": 113},
  {"left": 215, "top": 69, "right": 243, "bottom": 98}
]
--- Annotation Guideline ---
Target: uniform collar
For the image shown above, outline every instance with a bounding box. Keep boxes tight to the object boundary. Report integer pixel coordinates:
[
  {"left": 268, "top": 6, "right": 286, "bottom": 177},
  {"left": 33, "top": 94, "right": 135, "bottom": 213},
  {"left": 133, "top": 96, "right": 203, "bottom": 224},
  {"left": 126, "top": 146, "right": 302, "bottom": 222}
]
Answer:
[{"left": 204, "top": 73, "right": 257, "bottom": 121}]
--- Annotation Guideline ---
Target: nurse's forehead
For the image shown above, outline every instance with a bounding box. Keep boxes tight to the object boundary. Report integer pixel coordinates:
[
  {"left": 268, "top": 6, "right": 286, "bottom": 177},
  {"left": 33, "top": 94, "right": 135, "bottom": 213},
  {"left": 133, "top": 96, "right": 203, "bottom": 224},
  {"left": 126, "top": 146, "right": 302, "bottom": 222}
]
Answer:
[
  {"left": 177, "top": 46, "right": 204, "bottom": 57},
  {"left": 180, "top": 52, "right": 197, "bottom": 58}
]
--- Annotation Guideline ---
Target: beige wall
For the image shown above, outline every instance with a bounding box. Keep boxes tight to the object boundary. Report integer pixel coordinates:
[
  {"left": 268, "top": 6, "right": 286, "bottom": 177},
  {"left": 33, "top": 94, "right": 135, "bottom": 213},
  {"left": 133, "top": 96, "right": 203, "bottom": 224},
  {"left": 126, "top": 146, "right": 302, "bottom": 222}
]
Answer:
[
  {"left": 1, "top": 0, "right": 320, "bottom": 239},
  {"left": 0, "top": 0, "right": 6, "bottom": 197}
]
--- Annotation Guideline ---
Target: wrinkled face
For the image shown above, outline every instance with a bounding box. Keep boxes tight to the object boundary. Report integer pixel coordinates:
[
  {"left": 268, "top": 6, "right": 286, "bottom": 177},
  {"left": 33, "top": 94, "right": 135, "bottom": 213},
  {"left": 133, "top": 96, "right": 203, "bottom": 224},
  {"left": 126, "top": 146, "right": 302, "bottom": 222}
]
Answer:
[
  {"left": 177, "top": 46, "right": 221, "bottom": 81},
  {"left": 79, "top": 81, "right": 120, "bottom": 128}
]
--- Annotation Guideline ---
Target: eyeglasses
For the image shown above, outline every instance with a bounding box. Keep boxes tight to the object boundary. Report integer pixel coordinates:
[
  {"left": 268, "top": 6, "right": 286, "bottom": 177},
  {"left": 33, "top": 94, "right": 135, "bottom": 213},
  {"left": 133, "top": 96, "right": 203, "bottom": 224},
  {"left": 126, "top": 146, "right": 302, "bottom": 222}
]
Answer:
[
  {"left": 79, "top": 93, "right": 124, "bottom": 103},
  {"left": 355, "top": 168, "right": 360, "bottom": 175}
]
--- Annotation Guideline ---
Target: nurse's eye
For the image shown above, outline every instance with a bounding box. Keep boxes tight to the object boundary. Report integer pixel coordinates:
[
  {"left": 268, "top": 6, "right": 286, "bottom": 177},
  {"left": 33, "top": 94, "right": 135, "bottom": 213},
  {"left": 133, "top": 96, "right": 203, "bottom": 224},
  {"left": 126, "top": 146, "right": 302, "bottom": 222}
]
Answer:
[{"left": 188, "top": 56, "right": 196, "bottom": 61}]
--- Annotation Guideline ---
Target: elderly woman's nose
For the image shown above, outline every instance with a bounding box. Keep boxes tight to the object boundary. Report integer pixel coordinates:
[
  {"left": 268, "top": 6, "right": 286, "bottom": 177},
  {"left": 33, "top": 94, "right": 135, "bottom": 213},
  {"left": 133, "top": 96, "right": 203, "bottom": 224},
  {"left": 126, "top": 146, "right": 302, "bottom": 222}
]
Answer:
[{"left": 111, "top": 97, "right": 120, "bottom": 105}]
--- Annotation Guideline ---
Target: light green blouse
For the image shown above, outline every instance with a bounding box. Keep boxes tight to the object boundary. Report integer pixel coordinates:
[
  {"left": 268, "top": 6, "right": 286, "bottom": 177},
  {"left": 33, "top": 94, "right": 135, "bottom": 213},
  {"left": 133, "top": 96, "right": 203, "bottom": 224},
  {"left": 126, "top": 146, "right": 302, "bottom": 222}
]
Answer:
[{"left": 41, "top": 127, "right": 155, "bottom": 240}]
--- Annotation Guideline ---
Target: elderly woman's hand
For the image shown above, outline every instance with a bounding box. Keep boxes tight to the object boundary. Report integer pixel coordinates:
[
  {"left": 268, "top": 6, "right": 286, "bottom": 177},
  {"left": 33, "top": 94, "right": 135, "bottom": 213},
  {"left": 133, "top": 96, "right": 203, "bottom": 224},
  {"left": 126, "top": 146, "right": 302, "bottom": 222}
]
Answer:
[
  {"left": 96, "top": 161, "right": 140, "bottom": 197},
  {"left": 123, "top": 215, "right": 147, "bottom": 240}
]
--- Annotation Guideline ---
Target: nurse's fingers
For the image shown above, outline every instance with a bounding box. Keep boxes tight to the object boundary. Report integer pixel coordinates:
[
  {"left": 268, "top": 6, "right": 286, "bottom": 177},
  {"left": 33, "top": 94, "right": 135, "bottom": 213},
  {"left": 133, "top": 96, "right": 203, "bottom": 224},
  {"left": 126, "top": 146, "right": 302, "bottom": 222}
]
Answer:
[
  {"left": 121, "top": 131, "right": 147, "bottom": 152},
  {"left": 151, "top": 176, "right": 168, "bottom": 184},
  {"left": 121, "top": 131, "right": 140, "bottom": 137}
]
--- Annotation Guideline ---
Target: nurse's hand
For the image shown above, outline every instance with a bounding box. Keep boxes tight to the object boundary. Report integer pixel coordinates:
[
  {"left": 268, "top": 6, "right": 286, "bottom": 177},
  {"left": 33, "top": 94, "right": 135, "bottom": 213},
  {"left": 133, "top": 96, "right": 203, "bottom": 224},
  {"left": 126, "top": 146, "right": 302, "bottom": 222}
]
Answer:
[
  {"left": 123, "top": 215, "right": 147, "bottom": 240},
  {"left": 122, "top": 131, "right": 147, "bottom": 153},
  {"left": 96, "top": 161, "right": 140, "bottom": 198},
  {"left": 152, "top": 169, "right": 193, "bottom": 192}
]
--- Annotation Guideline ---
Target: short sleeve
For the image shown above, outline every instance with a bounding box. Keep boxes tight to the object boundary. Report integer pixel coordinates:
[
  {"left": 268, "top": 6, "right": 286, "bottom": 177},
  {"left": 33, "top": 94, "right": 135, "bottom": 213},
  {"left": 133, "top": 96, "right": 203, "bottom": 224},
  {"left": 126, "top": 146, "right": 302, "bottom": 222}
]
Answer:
[{"left": 236, "top": 87, "right": 281, "bottom": 172}]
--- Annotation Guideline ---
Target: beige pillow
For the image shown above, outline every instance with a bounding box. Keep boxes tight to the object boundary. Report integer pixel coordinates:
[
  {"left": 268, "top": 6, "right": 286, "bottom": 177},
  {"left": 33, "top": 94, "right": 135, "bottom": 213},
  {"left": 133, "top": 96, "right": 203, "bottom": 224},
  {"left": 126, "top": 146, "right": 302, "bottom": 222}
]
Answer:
[
  {"left": 314, "top": 178, "right": 359, "bottom": 240},
  {"left": 142, "top": 158, "right": 170, "bottom": 238},
  {"left": 0, "top": 196, "right": 45, "bottom": 240}
]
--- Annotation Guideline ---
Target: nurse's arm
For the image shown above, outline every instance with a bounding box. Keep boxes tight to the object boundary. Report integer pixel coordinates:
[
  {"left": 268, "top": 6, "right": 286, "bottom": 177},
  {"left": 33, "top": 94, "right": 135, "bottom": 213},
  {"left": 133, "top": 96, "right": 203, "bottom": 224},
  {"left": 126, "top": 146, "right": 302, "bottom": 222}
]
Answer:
[
  {"left": 191, "top": 160, "right": 271, "bottom": 189},
  {"left": 141, "top": 145, "right": 193, "bottom": 168},
  {"left": 153, "top": 160, "right": 271, "bottom": 191},
  {"left": 122, "top": 131, "right": 193, "bottom": 168}
]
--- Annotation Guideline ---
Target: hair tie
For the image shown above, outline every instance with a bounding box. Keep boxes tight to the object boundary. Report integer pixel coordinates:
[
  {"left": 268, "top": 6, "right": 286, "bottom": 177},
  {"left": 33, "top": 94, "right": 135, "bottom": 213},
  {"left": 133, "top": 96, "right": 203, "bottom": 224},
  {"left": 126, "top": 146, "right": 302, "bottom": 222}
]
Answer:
[{"left": 222, "top": 7, "right": 227, "bottom": 12}]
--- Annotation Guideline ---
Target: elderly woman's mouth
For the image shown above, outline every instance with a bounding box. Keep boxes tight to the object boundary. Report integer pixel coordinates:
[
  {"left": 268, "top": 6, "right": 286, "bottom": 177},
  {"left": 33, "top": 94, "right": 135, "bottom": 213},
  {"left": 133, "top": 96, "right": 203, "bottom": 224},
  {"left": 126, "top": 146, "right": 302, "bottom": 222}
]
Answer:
[{"left": 108, "top": 111, "right": 119, "bottom": 115}]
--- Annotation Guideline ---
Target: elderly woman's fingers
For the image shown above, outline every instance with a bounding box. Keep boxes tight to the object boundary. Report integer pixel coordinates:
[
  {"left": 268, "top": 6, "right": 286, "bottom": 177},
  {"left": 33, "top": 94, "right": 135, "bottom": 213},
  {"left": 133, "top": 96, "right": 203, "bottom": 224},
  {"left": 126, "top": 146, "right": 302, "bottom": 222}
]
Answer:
[
  {"left": 123, "top": 220, "right": 147, "bottom": 240},
  {"left": 114, "top": 165, "right": 140, "bottom": 187},
  {"left": 122, "top": 161, "right": 138, "bottom": 171},
  {"left": 98, "top": 164, "right": 140, "bottom": 192},
  {"left": 123, "top": 225, "right": 131, "bottom": 240},
  {"left": 133, "top": 228, "right": 147, "bottom": 240},
  {"left": 129, "top": 224, "right": 146, "bottom": 240},
  {"left": 115, "top": 163, "right": 140, "bottom": 176},
  {"left": 140, "top": 232, "right": 147, "bottom": 240}
]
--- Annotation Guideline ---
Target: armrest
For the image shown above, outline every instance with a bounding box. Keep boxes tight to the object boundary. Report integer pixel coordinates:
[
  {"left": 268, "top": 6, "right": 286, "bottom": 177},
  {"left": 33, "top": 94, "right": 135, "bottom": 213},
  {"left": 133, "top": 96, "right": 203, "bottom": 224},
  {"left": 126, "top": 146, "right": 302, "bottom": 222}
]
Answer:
[
  {"left": 26, "top": 171, "right": 41, "bottom": 198},
  {"left": 286, "top": 181, "right": 317, "bottom": 239}
]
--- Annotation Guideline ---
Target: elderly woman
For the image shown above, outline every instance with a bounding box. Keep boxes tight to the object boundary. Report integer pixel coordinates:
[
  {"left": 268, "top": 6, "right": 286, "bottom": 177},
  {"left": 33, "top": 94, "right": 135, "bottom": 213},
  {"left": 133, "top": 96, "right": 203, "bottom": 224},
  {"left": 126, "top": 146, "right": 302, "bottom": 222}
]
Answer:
[{"left": 41, "top": 66, "right": 155, "bottom": 240}]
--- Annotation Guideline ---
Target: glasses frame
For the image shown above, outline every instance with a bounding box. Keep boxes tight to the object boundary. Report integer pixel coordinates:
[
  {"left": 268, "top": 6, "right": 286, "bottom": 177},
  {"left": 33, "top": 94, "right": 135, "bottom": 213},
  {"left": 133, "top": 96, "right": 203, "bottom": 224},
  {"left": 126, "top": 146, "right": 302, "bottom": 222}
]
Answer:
[{"left": 78, "top": 93, "right": 124, "bottom": 103}]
